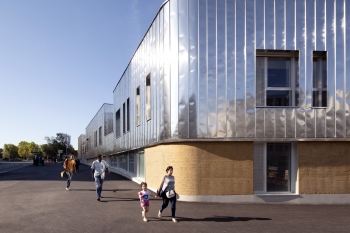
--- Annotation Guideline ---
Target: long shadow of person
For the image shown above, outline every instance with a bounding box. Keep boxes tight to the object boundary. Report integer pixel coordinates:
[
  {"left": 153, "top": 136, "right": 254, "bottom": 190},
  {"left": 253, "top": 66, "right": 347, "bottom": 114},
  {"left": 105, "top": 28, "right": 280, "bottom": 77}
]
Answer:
[{"left": 175, "top": 216, "right": 271, "bottom": 222}]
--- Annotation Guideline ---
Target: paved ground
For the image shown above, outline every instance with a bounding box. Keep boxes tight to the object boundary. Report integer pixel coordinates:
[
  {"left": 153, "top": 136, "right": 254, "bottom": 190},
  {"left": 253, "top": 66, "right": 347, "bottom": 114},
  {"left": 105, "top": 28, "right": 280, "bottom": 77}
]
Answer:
[
  {"left": 0, "top": 162, "right": 31, "bottom": 174},
  {"left": 0, "top": 162, "right": 349, "bottom": 233}
]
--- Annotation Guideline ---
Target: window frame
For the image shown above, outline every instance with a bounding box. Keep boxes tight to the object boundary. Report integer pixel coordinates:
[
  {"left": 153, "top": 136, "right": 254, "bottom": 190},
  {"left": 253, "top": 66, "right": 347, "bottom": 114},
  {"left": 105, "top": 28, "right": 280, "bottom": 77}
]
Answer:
[
  {"left": 126, "top": 98, "right": 130, "bottom": 131},
  {"left": 115, "top": 109, "right": 121, "bottom": 138},
  {"left": 256, "top": 50, "right": 300, "bottom": 107},
  {"left": 312, "top": 51, "right": 327, "bottom": 108},
  {"left": 146, "top": 74, "right": 151, "bottom": 121},
  {"left": 136, "top": 86, "right": 140, "bottom": 126},
  {"left": 98, "top": 126, "right": 102, "bottom": 146},
  {"left": 123, "top": 102, "right": 126, "bottom": 134}
]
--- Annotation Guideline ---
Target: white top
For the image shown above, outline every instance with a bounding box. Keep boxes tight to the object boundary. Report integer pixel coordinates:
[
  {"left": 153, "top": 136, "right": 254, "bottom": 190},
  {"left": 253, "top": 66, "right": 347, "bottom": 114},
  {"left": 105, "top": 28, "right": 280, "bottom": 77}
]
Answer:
[
  {"left": 139, "top": 190, "right": 151, "bottom": 203},
  {"left": 91, "top": 160, "right": 109, "bottom": 178}
]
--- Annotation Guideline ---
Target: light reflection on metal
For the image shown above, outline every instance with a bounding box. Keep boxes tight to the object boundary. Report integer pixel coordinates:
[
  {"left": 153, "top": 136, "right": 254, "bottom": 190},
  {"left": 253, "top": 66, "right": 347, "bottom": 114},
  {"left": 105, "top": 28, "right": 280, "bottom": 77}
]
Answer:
[{"left": 83, "top": 0, "right": 350, "bottom": 158}]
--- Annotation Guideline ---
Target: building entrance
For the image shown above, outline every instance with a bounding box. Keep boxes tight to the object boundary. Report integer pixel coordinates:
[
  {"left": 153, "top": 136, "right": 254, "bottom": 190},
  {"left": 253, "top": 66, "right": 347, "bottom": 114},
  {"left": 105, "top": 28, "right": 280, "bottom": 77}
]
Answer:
[{"left": 266, "top": 143, "right": 291, "bottom": 192}]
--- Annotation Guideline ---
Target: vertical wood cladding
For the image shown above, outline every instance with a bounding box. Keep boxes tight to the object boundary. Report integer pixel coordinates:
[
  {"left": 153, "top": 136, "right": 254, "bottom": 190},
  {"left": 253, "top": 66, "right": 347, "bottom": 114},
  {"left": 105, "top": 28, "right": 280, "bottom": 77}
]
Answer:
[
  {"left": 299, "top": 142, "right": 350, "bottom": 194},
  {"left": 145, "top": 142, "right": 253, "bottom": 195}
]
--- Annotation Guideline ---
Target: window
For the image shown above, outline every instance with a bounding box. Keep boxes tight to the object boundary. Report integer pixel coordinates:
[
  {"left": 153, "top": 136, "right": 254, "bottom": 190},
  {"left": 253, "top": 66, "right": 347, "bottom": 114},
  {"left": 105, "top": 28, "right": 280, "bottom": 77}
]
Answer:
[
  {"left": 136, "top": 87, "right": 140, "bottom": 126},
  {"left": 254, "top": 142, "right": 298, "bottom": 194},
  {"left": 119, "top": 154, "right": 127, "bottom": 170},
  {"left": 138, "top": 150, "right": 145, "bottom": 178},
  {"left": 98, "top": 126, "right": 102, "bottom": 145},
  {"left": 115, "top": 109, "right": 120, "bottom": 138},
  {"left": 111, "top": 155, "right": 117, "bottom": 167},
  {"left": 256, "top": 50, "right": 299, "bottom": 107},
  {"left": 127, "top": 98, "right": 130, "bottom": 131},
  {"left": 85, "top": 138, "right": 89, "bottom": 152},
  {"left": 266, "top": 143, "right": 291, "bottom": 192},
  {"left": 123, "top": 103, "right": 126, "bottom": 134},
  {"left": 86, "top": 138, "right": 89, "bottom": 152},
  {"left": 146, "top": 74, "right": 151, "bottom": 120},
  {"left": 129, "top": 152, "right": 134, "bottom": 173},
  {"left": 313, "top": 51, "right": 327, "bottom": 107},
  {"left": 94, "top": 131, "right": 97, "bottom": 147},
  {"left": 104, "top": 112, "right": 113, "bottom": 136}
]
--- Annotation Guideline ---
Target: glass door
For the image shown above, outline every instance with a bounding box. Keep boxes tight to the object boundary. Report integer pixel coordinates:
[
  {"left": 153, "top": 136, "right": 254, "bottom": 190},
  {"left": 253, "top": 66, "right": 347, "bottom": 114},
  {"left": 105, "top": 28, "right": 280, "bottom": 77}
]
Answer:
[
  {"left": 138, "top": 150, "right": 145, "bottom": 179},
  {"left": 266, "top": 143, "right": 291, "bottom": 192}
]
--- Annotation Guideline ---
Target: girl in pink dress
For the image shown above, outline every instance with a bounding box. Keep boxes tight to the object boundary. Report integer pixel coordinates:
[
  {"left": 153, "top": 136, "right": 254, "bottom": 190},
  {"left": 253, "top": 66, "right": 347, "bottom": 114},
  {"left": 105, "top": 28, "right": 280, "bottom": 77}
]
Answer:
[{"left": 138, "top": 182, "right": 151, "bottom": 222}]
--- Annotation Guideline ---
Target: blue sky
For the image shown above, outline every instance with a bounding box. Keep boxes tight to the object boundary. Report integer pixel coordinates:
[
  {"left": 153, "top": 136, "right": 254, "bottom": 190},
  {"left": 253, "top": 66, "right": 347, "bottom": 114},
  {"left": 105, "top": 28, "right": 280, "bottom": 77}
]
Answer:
[{"left": 0, "top": 0, "right": 166, "bottom": 149}]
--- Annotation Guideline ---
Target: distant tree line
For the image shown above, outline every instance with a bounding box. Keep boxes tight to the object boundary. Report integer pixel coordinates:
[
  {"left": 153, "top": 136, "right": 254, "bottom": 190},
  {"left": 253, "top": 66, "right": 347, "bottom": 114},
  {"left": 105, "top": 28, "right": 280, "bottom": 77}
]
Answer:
[{"left": 1, "top": 133, "right": 75, "bottom": 160}]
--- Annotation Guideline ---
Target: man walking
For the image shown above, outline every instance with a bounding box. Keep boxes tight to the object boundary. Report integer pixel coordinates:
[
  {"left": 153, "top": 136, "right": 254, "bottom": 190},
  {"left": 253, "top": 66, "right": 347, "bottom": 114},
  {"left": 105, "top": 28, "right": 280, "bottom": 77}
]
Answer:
[
  {"left": 91, "top": 154, "right": 110, "bottom": 201},
  {"left": 64, "top": 155, "right": 76, "bottom": 190}
]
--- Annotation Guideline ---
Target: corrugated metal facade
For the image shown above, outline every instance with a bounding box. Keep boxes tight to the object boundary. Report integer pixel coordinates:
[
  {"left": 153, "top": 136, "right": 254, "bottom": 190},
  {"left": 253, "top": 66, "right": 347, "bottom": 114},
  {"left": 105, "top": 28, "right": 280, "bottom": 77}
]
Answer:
[{"left": 85, "top": 0, "right": 350, "bottom": 157}]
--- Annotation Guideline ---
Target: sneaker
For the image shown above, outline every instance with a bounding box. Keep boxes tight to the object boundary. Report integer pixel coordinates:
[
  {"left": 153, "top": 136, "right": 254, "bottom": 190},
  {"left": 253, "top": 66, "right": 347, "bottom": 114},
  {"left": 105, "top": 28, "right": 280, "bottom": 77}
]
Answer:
[
  {"left": 66, "top": 188, "right": 69, "bottom": 191},
  {"left": 172, "top": 218, "right": 178, "bottom": 223},
  {"left": 97, "top": 198, "right": 100, "bottom": 201},
  {"left": 143, "top": 217, "right": 148, "bottom": 222},
  {"left": 158, "top": 211, "right": 162, "bottom": 217}
]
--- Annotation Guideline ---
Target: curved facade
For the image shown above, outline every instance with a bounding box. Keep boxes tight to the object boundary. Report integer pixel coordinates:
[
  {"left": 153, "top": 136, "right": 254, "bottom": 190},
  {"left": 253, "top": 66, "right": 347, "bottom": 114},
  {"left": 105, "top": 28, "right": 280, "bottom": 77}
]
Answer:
[{"left": 80, "top": 0, "right": 350, "bottom": 204}]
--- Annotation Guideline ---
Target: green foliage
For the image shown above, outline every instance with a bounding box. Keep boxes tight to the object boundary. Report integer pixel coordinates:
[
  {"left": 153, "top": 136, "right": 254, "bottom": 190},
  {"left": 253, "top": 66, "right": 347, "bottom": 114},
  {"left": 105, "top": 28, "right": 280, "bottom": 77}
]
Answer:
[
  {"left": 3, "top": 144, "right": 19, "bottom": 159},
  {"left": 18, "top": 141, "right": 30, "bottom": 158},
  {"left": 43, "top": 133, "right": 75, "bottom": 159},
  {"left": 18, "top": 141, "right": 40, "bottom": 159},
  {"left": 2, "top": 132, "right": 74, "bottom": 160}
]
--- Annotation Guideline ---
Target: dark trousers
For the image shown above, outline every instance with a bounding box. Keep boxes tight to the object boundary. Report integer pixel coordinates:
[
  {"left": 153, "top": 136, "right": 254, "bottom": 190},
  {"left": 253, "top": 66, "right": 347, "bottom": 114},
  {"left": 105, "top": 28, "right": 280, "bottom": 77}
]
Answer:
[{"left": 160, "top": 191, "right": 176, "bottom": 218}]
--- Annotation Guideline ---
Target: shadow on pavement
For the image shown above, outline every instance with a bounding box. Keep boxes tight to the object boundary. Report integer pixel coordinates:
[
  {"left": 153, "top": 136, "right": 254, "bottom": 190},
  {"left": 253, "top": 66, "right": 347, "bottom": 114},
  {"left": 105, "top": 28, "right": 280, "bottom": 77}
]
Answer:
[
  {"left": 69, "top": 188, "right": 137, "bottom": 192},
  {"left": 176, "top": 216, "right": 272, "bottom": 222},
  {"left": 0, "top": 163, "right": 129, "bottom": 182}
]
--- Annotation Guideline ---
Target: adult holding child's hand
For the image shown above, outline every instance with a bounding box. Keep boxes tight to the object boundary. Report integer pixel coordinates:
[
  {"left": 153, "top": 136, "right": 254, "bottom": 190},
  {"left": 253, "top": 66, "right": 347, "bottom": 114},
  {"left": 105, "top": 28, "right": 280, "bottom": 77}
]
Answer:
[{"left": 156, "top": 166, "right": 177, "bottom": 223}]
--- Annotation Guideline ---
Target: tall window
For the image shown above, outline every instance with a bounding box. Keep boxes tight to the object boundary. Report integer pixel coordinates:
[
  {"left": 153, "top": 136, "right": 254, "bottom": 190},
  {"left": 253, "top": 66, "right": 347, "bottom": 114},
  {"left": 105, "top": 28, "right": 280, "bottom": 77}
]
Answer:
[
  {"left": 146, "top": 74, "right": 151, "bottom": 120},
  {"left": 313, "top": 51, "right": 327, "bottom": 107},
  {"left": 98, "top": 126, "right": 102, "bottom": 145},
  {"left": 104, "top": 112, "right": 113, "bottom": 136},
  {"left": 266, "top": 143, "right": 291, "bottom": 192},
  {"left": 115, "top": 109, "right": 120, "bottom": 138},
  {"left": 86, "top": 138, "right": 89, "bottom": 152},
  {"left": 136, "top": 86, "right": 140, "bottom": 126},
  {"left": 94, "top": 131, "right": 97, "bottom": 147},
  {"left": 123, "top": 103, "right": 126, "bottom": 134},
  {"left": 256, "top": 50, "right": 299, "bottom": 107},
  {"left": 129, "top": 152, "right": 134, "bottom": 173},
  {"left": 127, "top": 98, "right": 130, "bottom": 131}
]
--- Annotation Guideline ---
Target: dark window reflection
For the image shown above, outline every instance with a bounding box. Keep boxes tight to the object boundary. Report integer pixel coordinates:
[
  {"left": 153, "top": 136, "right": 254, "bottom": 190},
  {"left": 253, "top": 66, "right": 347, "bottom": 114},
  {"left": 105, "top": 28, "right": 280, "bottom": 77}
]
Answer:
[
  {"left": 267, "top": 58, "right": 290, "bottom": 87},
  {"left": 266, "top": 91, "right": 290, "bottom": 106},
  {"left": 267, "top": 143, "right": 291, "bottom": 192}
]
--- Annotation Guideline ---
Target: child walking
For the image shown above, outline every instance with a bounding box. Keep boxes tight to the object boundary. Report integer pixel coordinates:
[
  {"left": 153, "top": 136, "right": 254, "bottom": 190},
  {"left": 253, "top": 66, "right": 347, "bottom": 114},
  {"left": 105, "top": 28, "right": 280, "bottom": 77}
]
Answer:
[{"left": 138, "top": 182, "right": 151, "bottom": 222}]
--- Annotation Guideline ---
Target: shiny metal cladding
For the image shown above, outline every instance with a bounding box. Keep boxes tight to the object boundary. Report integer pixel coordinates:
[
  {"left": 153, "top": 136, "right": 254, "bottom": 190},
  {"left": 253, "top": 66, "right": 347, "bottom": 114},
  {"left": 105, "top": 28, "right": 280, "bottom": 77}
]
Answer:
[{"left": 84, "top": 0, "right": 350, "bottom": 158}]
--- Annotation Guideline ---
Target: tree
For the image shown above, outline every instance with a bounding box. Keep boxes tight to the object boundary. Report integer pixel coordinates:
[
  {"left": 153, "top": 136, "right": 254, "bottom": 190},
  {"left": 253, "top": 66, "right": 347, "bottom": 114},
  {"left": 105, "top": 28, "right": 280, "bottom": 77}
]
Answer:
[
  {"left": 3, "top": 144, "right": 19, "bottom": 160},
  {"left": 0, "top": 148, "right": 3, "bottom": 159},
  {"left": 18, "top": 141, "right": 39, "bottom": 159},
  {"left": 18, "top": 141, "right": 30, "bottom": 159},
  {"left": 43, "top": 133, "right": 74, "bottom": 159}
]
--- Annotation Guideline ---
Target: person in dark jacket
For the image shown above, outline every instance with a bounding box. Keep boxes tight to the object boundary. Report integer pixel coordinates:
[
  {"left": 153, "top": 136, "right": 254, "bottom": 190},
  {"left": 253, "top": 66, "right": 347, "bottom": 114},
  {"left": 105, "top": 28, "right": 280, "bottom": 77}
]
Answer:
[{"left": 75, "top": 158, "right": 80, "bottom": 172}]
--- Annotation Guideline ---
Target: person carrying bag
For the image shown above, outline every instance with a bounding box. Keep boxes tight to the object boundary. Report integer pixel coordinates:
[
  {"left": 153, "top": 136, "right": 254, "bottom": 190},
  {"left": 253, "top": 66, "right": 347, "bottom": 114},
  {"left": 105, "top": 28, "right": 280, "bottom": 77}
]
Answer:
[
  {"left": 156, "top": 166, "right": 177, "bottom": 223},
  {"left": 60, "top": 159, "right": 68, "bottom": 178}
]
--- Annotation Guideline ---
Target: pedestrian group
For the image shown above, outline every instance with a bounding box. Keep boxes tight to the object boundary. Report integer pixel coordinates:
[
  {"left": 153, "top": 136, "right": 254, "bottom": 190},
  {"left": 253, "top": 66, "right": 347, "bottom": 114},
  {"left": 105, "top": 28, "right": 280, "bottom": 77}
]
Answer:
[{"left": 62, "top": 154, "right": 178, "bottom": 223}]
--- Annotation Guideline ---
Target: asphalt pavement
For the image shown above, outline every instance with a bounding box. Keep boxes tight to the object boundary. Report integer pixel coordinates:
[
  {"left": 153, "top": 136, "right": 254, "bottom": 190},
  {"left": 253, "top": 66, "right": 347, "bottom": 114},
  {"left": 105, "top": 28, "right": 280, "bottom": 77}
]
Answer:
[
  {"left": 0, "top": 162, "right": 31, "bottom": 174},
  {"left": 0, "top": 162, "right": 349, "bottom": 233}
]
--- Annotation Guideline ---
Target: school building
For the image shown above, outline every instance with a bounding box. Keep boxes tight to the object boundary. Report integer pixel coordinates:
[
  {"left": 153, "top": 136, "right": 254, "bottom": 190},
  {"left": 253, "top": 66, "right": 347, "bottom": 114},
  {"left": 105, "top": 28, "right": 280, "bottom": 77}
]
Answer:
[{"left": 78, "top": 0, "right": 350, "bottom": 204}]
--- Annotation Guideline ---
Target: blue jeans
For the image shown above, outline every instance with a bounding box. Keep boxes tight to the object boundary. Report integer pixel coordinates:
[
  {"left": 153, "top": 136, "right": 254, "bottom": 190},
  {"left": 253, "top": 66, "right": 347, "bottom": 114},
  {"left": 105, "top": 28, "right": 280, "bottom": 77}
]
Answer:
[
  {"left": 66, "top": 171, "right": 73, "bottom": 188},
  {"left": 94, "top": 175, "right": 104, "bottom": 198},
  {"left": 160, "top": 191, "right": 176, "bottom": 218}
]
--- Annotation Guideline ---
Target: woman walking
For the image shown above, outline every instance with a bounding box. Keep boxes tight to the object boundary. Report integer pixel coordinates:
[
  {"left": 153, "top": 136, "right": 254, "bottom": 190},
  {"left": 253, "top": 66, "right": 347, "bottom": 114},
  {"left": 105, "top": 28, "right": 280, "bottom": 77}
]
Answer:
[{"left": 156, "top": 166, "right": 177, "bottom": 223}]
